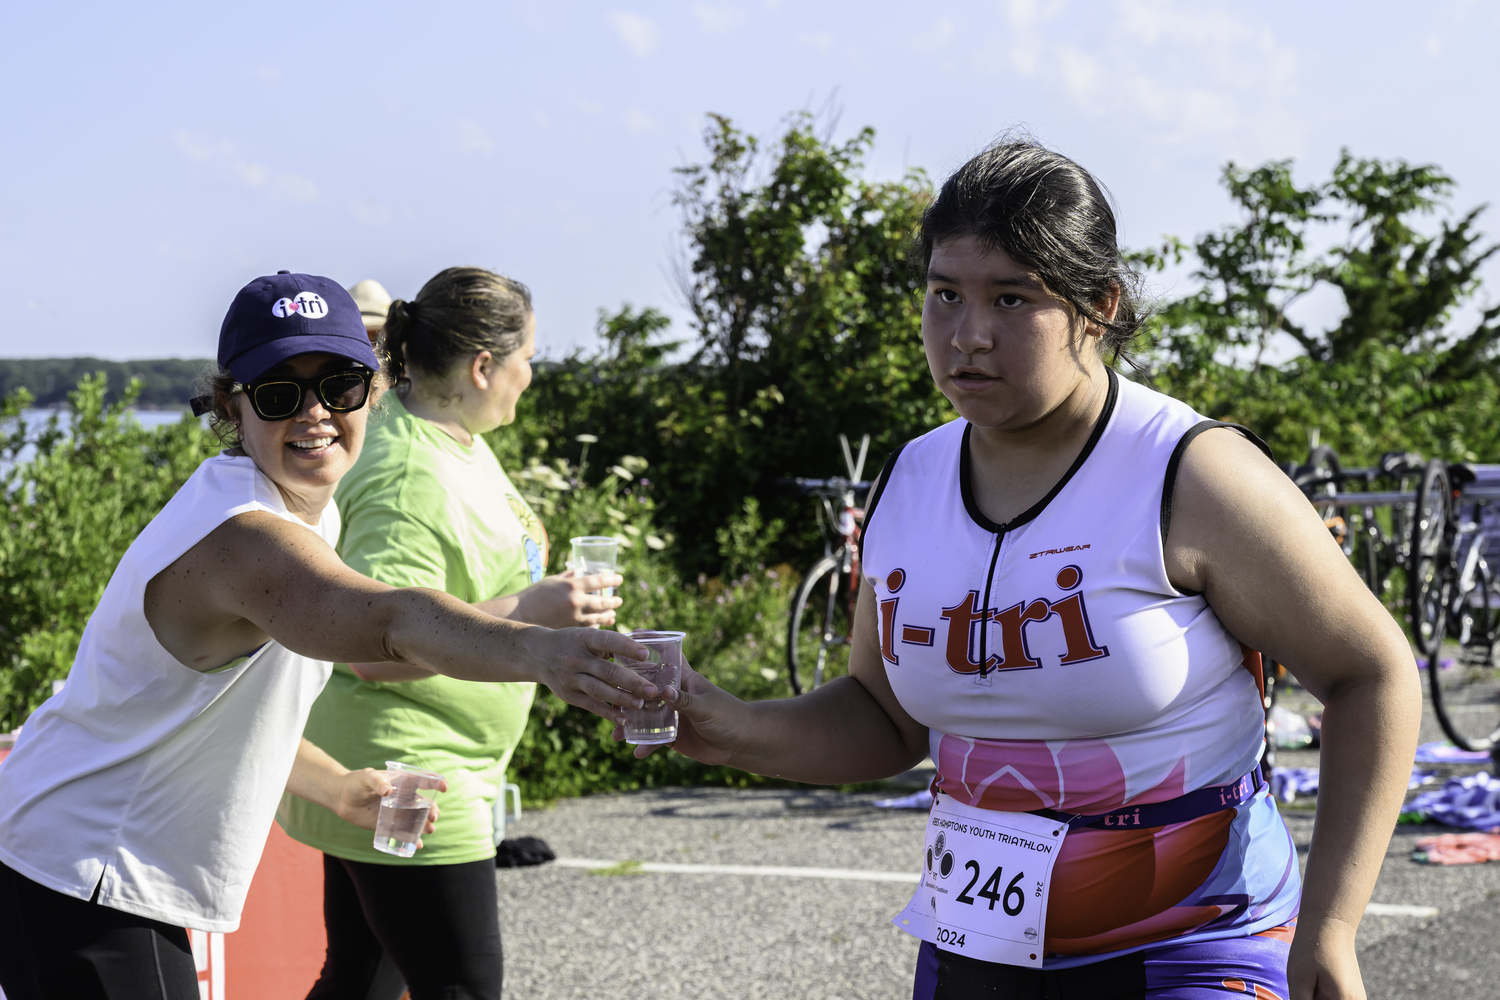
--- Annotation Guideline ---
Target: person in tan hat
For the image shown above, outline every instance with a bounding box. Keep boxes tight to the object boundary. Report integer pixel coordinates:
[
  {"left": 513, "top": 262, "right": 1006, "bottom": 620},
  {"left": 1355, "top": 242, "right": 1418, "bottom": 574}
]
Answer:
[{"left": 348, "top": 279, "right": 394, "bottom": 344}]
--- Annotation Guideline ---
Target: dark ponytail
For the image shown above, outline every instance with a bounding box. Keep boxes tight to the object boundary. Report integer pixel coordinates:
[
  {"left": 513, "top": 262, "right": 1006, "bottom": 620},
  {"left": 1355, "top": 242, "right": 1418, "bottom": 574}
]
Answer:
[{"left": 380, "top": 267, "right": 533, "bottom": 391}]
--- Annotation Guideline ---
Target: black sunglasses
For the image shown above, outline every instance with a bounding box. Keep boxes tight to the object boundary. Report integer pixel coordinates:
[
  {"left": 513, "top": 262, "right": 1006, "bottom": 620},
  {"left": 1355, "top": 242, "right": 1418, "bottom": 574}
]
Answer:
[{"left": 238, "top": 368, "right": 375, "bottom": 421}]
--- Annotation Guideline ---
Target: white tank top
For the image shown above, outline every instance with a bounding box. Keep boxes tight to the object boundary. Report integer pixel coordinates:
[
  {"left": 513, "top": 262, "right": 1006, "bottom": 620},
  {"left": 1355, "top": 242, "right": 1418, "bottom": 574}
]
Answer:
[
  {"left": 0, "top": 454, "right": 337, "bottom": 932},
  {"left": 861, "top": 371, "right": 1267, "bottom": 809}
]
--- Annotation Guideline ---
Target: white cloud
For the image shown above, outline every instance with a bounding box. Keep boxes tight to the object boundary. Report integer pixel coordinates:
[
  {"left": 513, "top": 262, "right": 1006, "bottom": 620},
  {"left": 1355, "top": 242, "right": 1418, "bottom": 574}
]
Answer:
[
  {"left": 574, "top": 96, "right": 605, "bottom": 116},
  {"left": 534, "top": 109, "right": 551, "bottom": 129},
  {"left": 796, "top": 31, "right": 834, "bottom": 55},
  {"left": 153, "top": 236, "right": 198, "bottom": 263},
  {"left": 912, "top": 17, "right": 956, "bottom": 53},
  {"left": 984, "top": 0, "right": 1304, "bottom": 160},
  {"left": 455, "top": 119, "right": 496, "bottom": 155},
  {"left": 1056, "top": 46, "right": 1100, "bottom": 102},
  {"left": 608, "top": 11, "right": 661, "bottom": 57},
  {"left": 622, "top": 107, "right": 658, "bottom": 134},
  {"left": 1005, "top": 0, "right": 1039, "bottom": 30},
  {"left": 348, "top": 199, "right": 392, "bottom": 226},
  {"left": 692, "top": 2, "right": 747, "bottom": 34},
  {"left": 173, "top": 132, "right": 318, "bottom": 203}
]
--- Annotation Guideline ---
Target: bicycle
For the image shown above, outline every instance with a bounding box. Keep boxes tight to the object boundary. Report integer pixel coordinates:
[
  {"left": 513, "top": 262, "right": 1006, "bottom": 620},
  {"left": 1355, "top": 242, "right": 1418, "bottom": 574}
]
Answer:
[
  {"left": 1285, "top": 446, "right": 1500, "bottom": 752},
  {"left": 1409, "top": 461, "right": 1500, "bottom": 751},
  {"left": 783, "top": 434, "right": 873, "bottom": 695},
  {"left": 1264, "top": 445, "right": 1429, "bottom": 775},
  {"left": 1286, "top": 446, "right": 1427, "bottom": 603}
]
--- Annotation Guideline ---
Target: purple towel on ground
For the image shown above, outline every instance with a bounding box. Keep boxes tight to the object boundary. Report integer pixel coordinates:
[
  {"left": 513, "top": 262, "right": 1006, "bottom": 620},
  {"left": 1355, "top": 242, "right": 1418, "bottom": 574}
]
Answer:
[
  {"left": 1408, "top": 772, "right": 1500, "bottom": 832},
  {"left": 1415, "top": 741, "right": 1491, "bottom": 763}
]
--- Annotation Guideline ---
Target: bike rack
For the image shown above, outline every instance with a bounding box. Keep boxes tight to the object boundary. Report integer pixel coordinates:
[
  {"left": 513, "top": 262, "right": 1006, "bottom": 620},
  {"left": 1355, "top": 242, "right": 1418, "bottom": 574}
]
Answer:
[{"left": 1307, "top": 486, "right": 1500, "bottom": 505}]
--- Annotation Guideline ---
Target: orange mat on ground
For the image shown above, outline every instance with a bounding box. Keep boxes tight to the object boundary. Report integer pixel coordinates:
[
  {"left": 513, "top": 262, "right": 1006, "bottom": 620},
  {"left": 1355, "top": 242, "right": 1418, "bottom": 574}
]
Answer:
[{"left": 226, "top": 822, "right": 328, "bottom": 993}]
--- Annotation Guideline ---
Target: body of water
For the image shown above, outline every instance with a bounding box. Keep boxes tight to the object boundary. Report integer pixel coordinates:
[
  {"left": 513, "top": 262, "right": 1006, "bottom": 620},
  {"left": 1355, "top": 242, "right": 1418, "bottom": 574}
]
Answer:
[
  {"left": 3, "top": 408, "right": 205, "bottom": 473},
  {"left": 15, "top": 408, "right": 194, "bottom": 431}
]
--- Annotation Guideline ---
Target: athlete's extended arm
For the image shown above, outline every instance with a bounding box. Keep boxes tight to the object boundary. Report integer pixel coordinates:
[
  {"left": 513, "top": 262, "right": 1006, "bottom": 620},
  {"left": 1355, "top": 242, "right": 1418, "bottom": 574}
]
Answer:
[
  {"left": 348, "top": 570, "right": 625, "bottom": 681},
  {"left": 1166, "top": 428, "right": 1421, "bottom": 1000},
  {"left": 143, "top": 511, "right": 653, "bottom": 720},
  {"left": 627, "top": 579, "right": 930, "bottom": 783}
]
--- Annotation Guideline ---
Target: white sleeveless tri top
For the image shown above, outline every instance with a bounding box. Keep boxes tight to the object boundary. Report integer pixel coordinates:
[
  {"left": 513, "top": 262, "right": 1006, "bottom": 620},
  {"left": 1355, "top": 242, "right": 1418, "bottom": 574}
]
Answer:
[
  {"left": 0, "top": 454, "right": 338, "bottom": 932},
  {"left": 862, "top": 372, "right": 1300, "bottom": 961}
]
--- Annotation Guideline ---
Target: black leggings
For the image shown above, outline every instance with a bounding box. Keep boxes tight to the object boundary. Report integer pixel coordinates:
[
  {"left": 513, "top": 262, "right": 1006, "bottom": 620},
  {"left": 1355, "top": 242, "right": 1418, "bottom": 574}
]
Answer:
[
  {"left": 306, "top": 854, "right": 502, "bottom": 1000},
  {"left": 0, "top": 861, "right": 198, "bottom": 1000}
]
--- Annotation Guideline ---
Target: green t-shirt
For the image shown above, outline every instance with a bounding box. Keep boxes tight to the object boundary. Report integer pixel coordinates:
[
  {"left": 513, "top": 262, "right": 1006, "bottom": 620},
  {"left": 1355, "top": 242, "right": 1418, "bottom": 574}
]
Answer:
[{"left": 278, "top": 397, "right": 545, "bottom": 865}]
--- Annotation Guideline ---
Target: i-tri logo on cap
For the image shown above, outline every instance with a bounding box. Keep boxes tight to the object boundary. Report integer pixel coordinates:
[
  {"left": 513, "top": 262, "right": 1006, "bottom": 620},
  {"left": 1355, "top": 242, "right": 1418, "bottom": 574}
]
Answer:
[{"left": 271, "top": 291, "right": 329, "bottom": 319}]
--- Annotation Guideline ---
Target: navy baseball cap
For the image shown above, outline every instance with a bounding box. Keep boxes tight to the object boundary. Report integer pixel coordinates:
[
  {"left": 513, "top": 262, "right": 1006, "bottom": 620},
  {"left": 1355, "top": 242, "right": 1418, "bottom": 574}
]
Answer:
[{"left": 218, "top": 271, "right": 380, "bottom": 383}]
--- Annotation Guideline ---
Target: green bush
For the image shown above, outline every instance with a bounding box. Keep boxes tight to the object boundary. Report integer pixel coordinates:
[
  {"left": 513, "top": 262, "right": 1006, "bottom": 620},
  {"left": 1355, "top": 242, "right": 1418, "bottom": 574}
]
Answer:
[
  {"left": 508, "top": 113, "right": 952, "bottom": 578},
  {"left": 0, "top": 375, "right": 218, "bottom": 730}
]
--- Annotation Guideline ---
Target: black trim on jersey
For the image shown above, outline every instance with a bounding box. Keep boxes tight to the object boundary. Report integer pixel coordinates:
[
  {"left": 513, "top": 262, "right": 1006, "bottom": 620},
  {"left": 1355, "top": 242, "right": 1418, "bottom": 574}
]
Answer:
[
  {"left": 1159, "top": 419, "right": 1274, "bottom": 546},
  {"left": 856, "top": 440, "right": 910, "bottom": 568},
  {"left": 959, "top": 367, "right": 1120, "bottom": 534},
  {"left": 976, "top": 531, "right": 1005, "bottom": 677}
]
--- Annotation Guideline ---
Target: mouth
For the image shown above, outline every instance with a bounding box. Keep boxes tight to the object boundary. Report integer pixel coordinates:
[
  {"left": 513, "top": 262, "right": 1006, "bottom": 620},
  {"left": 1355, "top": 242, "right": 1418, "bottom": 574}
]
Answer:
[
  {"left": 286, "top": 435, "right": 339, "bottom": 458},
  {"left": 951, "top": 368, "right": 998, "bottom": 389}
]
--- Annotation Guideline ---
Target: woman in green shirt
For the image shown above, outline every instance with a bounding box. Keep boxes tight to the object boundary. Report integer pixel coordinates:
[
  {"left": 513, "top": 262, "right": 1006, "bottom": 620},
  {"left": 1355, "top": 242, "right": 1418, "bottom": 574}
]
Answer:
[{"left": 282, "top": 267, "right": 619, "bottom": 1000}]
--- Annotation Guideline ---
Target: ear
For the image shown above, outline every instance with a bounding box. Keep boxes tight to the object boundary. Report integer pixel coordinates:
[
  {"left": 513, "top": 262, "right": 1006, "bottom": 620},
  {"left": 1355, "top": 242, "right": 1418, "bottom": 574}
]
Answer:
[
  {"left": 1096, "top": 283, "right": 1121, "bottom": 327},
  {"left": 470, "top": 350, "right": 494, "bottom": 390}
]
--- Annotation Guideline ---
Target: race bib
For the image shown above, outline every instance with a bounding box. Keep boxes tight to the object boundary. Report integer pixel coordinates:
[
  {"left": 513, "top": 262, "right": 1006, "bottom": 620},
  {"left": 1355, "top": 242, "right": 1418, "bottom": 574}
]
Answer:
[{"left": 893, "top": 792, "right": 1066, "bottom": 969}]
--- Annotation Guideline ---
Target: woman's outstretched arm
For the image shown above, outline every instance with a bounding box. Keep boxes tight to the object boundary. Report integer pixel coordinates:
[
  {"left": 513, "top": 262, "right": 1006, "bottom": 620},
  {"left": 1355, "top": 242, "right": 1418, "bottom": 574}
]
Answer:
[
  {"left": 144, "top": 511, "right": 653, "bottom": 721},
  {"left": 349, "top": 569, "right": 628, "bottom": 680}
]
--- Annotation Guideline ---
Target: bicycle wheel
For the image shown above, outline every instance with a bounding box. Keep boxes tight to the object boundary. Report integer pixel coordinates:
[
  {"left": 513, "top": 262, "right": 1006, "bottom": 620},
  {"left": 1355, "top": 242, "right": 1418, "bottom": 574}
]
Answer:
[
  {"left": 1429, "top": 558, "right": 1500, "bottom": 752},
  {"left": 1409, "top": 459, "right": 1451, "bottom": 661},
  {"left": 1297, "top": 445, "right": 1343, "bottom": 488},
  {"left": 1357, "top": 508, "right": 1382, "bottom": 594},
  {"left": 786, "top": 554, "right": 851, "bottom": 695}
]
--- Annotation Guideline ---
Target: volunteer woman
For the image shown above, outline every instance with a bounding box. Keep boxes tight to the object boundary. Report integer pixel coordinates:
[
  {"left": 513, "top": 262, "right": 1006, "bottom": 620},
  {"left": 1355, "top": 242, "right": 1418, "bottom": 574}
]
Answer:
[
  {"left": 280, "top": 266, "right": 613, "bottom": 1000},
  {"left": 0, "top": 272, "right": 651, "bottom": 1000},
  {"left": 641, "top": 143, "right": 1420, "bottom": 999}
]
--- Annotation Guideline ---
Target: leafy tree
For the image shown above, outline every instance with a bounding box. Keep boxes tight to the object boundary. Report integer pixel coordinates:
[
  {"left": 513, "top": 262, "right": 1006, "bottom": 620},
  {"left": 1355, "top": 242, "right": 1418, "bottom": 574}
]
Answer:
[
  {"left": 0, "top": 376, "right": 218, "bottom": 729},
  {"left": 508, "top": 113, "right": 951, "bottom": 574},
  {"left": 1139, "top": 151, "right": 1500, "bottom": 464}
]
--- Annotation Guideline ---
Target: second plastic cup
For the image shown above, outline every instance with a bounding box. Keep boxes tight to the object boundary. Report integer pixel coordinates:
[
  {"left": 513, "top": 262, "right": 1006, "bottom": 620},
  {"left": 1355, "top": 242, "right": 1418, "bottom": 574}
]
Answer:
[
  {"left": 624, "top": 630, "right": 685, "bottom": 745},
  {"left": 570, "top": 535, "right": 619, "bottom": 597},
  {"left": 373, "top": 761, "right": 445, "bottom": 858}
]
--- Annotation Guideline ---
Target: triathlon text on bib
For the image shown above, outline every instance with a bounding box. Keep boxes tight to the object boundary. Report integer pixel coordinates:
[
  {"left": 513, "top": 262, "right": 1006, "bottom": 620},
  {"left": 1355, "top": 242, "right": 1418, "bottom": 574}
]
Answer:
[{"left": 894, "top": 793, "right": 1066, "bottom": 969}]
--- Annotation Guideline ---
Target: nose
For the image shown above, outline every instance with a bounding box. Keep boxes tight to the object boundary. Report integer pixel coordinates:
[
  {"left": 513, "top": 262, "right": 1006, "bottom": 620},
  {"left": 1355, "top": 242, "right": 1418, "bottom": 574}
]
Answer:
[
  {"left": 951, "top": 308, "right": 994, "bottom": 356},
  {"left": 295, "top": 387, "right": 330, "bottom": 423}
]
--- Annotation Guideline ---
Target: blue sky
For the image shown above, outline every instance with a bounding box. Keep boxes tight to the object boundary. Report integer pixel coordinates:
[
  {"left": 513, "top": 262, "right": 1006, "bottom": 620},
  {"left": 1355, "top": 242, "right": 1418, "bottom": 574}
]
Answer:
[{"left": 1, "top": 0, "right": 1496, "bottom": 362}]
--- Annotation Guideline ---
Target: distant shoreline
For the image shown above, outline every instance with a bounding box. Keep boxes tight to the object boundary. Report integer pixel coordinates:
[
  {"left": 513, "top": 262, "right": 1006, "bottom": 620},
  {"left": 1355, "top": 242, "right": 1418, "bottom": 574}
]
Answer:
[{"left": 1, "top": 358, "right": 210, "bottom": 410}]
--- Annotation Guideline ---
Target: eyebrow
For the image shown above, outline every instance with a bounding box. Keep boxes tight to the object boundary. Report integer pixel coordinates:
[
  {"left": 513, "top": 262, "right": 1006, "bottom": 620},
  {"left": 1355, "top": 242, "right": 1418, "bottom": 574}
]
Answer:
[{"left": 926, "top": 270, "right": 1045, "bottom": 292}]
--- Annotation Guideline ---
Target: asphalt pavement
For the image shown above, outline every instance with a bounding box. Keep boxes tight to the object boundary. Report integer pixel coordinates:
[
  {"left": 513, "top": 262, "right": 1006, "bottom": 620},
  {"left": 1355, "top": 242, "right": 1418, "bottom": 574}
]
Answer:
[{"left": 495, "top": 679, "right": 1500, "bottom": 1000}]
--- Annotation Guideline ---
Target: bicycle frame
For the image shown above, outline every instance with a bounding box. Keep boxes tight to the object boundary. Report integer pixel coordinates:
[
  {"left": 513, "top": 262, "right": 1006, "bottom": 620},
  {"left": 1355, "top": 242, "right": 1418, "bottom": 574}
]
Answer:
[{"left": 784, "top": 435, "right": 873, "bottom": 694}]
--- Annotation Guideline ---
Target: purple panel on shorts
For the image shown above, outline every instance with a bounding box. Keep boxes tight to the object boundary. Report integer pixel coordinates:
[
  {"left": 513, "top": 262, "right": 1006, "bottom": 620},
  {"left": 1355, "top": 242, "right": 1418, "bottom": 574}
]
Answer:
[
  {"left": 1141, "top": 932, "right": 1290, "bottom": 999},
  {"left": 910, "top": 930, "right": 1290, "bottom": 999}
]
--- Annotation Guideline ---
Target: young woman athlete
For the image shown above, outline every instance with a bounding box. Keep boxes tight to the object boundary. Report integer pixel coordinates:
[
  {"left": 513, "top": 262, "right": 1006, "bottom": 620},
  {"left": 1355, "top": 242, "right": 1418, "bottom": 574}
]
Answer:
[
  {"left": 280, "top": 267, "right": 620, "bottom": 1000},
  {"left": 0, "top": 272, "right": 652, "bottom": 1000},
  {"left": 634, "top": 142, "right": 1421, "bottom": 999}
]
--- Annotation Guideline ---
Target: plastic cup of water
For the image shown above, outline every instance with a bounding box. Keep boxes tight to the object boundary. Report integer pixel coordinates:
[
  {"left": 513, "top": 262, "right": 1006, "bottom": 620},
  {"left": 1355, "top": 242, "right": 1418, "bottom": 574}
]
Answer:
[
  {"left": 623, "top": 630, "right": 685, "bottom": 745},
  {"left": 373, "top": 761, "right": 445, "bottom": 858},
  {"left": 570, "top": 536, "right": 620, "bottom": 597}
]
